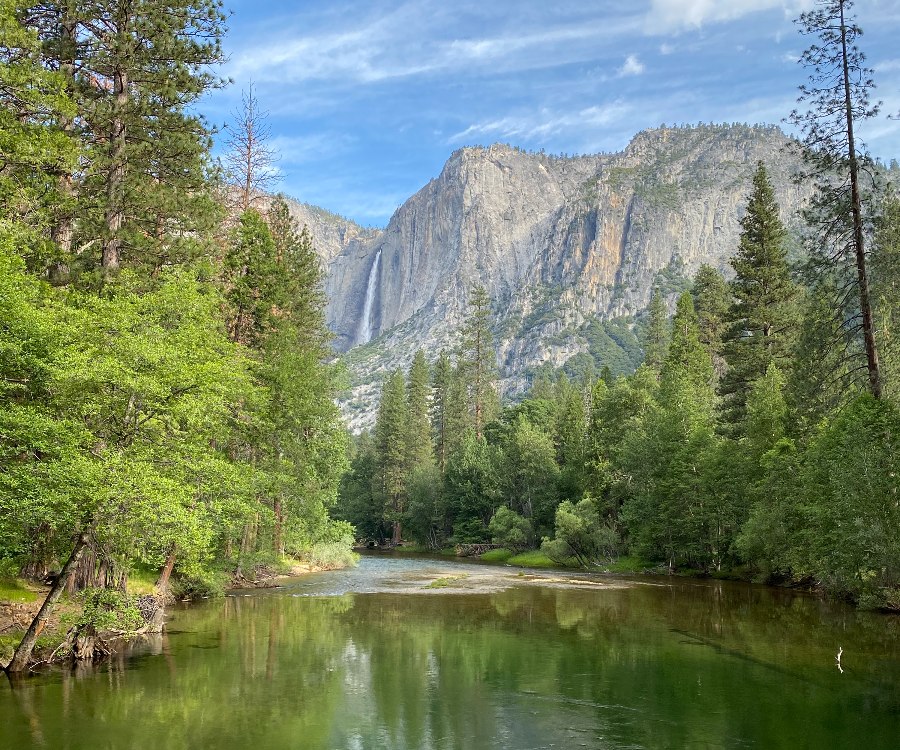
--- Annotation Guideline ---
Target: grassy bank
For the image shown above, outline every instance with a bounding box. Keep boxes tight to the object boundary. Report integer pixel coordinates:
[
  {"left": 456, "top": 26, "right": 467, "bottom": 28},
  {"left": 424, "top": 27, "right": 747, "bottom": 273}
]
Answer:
[{"left": 474, "top": 549, "right": 761, "bottom": 582}]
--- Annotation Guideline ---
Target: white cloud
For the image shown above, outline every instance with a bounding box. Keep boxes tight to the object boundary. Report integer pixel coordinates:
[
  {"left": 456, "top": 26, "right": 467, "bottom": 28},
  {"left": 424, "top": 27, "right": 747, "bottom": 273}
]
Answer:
[
  {"left": 449, "top": 102, "right": 633, "bottom": 144},
  {"left": 618, "top": 54, "right": 645, "bottom": 77},
  {"left": 876, "top": 59, "right": 900, "bottom": 73},
  {"left": 645, "top": 0, "right": 813, "bottom": 34},
  {"left": 229, "top": 4, "right": 643, "bottom": 86}
]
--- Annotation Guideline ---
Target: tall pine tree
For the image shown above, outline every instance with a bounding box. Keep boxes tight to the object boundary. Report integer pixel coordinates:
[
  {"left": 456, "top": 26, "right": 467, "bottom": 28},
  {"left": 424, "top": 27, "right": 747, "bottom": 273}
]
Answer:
[
  {"left": 458, "top": 285, "right": 498, "bottom": 437},
  {"left": 720, "top": 162, "right": 798, "bottom": 432}
]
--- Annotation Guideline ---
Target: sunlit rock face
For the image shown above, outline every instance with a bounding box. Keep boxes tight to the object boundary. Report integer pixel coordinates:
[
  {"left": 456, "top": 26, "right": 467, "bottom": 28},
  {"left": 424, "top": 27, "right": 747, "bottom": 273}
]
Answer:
[{"left": 288, "top": 124, "right": 810, "bottom": 430}]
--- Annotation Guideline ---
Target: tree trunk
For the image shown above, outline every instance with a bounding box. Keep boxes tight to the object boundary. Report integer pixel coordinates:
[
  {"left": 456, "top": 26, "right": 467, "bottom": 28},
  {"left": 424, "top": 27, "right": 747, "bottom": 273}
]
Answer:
[
  {"left": 48, "top": 2, "right": 77, "bottom": 285},
  {"left": 273, "top": 497, "right": 284, "bottom": 557},
  {"left": 5, "top": 532, "right": 90, "bottom": 673},
  {"left": 103, "top": 51, "right": 129, "bottom": 272},
  {"left": 839, "top": 2, "right": 882, "bottom": 398},
  {"left": 155, "top": 548, "right": 177, "bottom": 594}
]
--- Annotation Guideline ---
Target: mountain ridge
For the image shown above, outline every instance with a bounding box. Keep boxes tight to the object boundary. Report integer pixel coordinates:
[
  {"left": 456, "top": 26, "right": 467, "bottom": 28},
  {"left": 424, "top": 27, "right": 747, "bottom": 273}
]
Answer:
[{"left": 282, "top": 123, "right": 812, "bottom": 430}]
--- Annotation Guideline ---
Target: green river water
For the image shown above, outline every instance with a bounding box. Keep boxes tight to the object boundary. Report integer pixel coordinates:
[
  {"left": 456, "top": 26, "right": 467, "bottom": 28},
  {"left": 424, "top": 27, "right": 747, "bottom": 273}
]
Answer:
[{"left": 2, "top": 553, "right": 899, "bottom": 749}]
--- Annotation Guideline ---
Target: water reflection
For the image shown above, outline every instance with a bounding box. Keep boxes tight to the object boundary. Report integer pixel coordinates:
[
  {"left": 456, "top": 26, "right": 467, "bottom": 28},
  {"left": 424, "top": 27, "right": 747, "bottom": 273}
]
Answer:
[{"left": 2, "top": 556, "right": 900, "bottom": 749}]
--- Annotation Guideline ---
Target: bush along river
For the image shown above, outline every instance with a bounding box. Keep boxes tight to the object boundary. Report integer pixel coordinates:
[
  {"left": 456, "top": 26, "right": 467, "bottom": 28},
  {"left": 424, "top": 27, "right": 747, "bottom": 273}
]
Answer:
[{"left": 2, "top": 552, "right": 900, "bottom": 749}]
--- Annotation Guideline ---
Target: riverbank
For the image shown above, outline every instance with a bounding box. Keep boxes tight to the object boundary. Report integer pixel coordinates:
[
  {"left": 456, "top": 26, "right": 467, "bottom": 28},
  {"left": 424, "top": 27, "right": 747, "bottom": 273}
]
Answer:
[{"left": 1, "top": 554, "right": 359, "bottom": 671}]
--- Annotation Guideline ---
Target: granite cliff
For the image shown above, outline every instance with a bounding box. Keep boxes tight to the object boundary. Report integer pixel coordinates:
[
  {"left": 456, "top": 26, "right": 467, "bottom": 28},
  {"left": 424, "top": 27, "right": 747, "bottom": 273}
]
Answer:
[{"left": 284, "top": 124, "right": 811, "bottom": 430}]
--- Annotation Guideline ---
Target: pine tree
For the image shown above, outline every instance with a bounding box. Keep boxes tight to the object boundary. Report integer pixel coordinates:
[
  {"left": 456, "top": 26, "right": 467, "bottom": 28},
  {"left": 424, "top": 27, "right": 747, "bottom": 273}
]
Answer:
[
  {"left": 223, "top": 210, "right": 280, "bottom": 346},
  {"left": 786, "top": 283, "right": 858, "bottom": 434},
  {"left": 0, "top": 1, "right": 78, "bottom": 267},
  {"left": 376, "top": 370, "right": 408, "bottom": 545},
  {"left": 643, "top": 289, "right": 670, "bottom": 375},
  {"left": 430, "top": 350, "right": 453, "bottom": 472},
  {"left": 661, "top": 293, "right": 716, "bottom": 429},
  {"left": 872, "top": 194, "right": 900, "bottom": 399},
  {"left": 720, "top": 162, "right": 798, "bottom": 431},
  {"left": 623, "top": 294, "right": 717, "bottom": 571},
  {"left": 458, "top": 285, "right": 498, "bottom": 437},
  {"left": 266, "top": 196, "right": 329, "bottom": 350},
  {"left": 691, "top": 264, "right": 729, "bottom": 359},
  {"left": 405, "top": 350, "right": 433, "bottom": 472},
  {"left": 744, "top": 362, "right": 788, "bottom": 465},
  {"left": 18, "top": 0, "right": 227, "bottom": 275},
  {"left": 789, "top": 0, "right": 883, "bottom": 398}
]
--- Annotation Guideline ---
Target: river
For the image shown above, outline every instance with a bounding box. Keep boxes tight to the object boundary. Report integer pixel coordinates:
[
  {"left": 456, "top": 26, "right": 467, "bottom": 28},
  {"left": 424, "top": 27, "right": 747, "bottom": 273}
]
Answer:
[{"left": 2, "top": 553, "right": 899, "bottom": 749}]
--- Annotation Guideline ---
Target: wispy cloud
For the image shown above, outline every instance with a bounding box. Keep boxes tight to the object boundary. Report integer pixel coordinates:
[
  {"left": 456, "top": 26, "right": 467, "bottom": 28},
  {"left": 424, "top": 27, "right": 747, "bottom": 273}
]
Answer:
[
  {"left": 645, "top": 0, "right": 813, "bottom": 34},
  {"left": 269, "top": 133, "right": 355, "bottom": 165},
  {"left": 228, "top": 3, "right": 643, "bottom": 86},
  {"left": 213, "top": 0, "right": 899, "bottom": 226},
  {"left": 449, "top": 102, "right": 633, "bottom": 144},
  {"left": 618, "top": 54, "right": 645, "bottom": 77},
  {"left": 876, "top": 58, "right": 900, "bottom": 73}
]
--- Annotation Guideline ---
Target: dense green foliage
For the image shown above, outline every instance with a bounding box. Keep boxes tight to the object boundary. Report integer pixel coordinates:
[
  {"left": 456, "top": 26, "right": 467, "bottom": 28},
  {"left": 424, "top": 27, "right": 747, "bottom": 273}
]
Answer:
[
  {"left": 0, "top": 3, "right": 350, "bottom": 611},
  {"left": 339, "top": 157, "right": 900, "bottom": 609}
]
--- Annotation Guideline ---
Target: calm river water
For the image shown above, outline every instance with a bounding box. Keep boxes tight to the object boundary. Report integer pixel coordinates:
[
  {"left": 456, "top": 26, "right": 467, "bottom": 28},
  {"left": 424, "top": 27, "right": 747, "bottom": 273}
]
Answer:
[{"left": 2, "top": 553, "right": 900, "bottom": 749}]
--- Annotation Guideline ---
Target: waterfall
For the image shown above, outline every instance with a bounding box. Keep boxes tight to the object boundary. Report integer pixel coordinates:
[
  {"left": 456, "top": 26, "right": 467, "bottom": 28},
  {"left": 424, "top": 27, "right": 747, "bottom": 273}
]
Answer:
[{"left": 358, "top": 249, "right": 382, "bottom": 345}]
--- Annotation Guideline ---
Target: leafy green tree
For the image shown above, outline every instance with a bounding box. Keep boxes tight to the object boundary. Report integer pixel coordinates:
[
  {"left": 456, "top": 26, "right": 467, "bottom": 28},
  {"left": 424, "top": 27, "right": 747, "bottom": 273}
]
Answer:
[
  {"left": 500, "top": 416, "right": 559, "bottom": 538},
  {"left": 741, "top": 396, "right": 900, "bottom": 606},
  {"left": 443, "top": 432, "right": 500, "bottom": 542},
  {"left": 488, "top": 506, "right": 532, "bottom": 552},
  {"left": 541, "top": 497, "right": 617, "bottom": 568},
  {"left": 553, "top": 377, "right": 588, "bottom": 499},
  {"left": 587, "top": 367, "right": 658, "bottom": 518},
  {"left": 622, "top": 294, "right": 717, "bottom": 570}
]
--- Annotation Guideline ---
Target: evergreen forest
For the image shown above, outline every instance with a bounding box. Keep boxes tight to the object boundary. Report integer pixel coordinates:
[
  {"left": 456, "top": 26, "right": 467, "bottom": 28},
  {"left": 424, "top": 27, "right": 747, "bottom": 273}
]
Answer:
[
  {"left": 340, "top": 159, "right": 900, "bottom": 609},
  {"left": 1, "top": 0, "right": 899, "bottom": 682}
]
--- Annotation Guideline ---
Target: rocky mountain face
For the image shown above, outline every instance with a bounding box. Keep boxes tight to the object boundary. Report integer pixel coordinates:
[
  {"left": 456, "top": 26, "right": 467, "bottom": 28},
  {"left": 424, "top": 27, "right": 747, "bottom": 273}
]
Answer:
[{"left": 286, "top": 124, "right": 811, "bottom": 430}]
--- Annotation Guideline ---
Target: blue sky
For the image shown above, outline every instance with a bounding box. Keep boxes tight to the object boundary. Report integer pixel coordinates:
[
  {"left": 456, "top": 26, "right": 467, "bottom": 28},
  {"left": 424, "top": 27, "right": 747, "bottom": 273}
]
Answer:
[{"left": 204, "top": 0, "right": 900, "bottom": 227}]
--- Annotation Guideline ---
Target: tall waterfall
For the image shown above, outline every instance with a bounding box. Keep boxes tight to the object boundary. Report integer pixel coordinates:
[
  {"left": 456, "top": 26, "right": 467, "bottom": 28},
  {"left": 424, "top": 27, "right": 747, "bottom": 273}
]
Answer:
[{"left": 358, "top": 249, "right": 382, "bottom": 345}]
